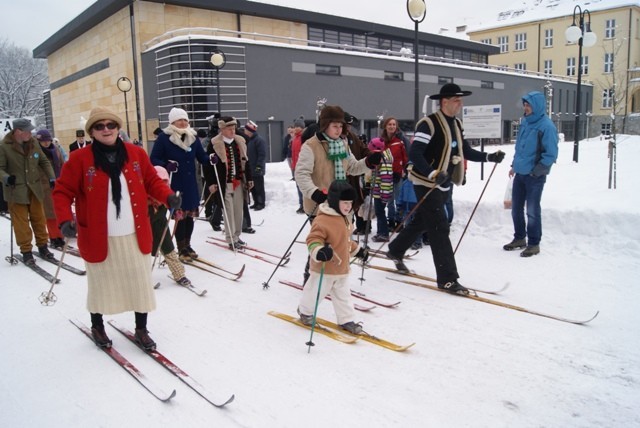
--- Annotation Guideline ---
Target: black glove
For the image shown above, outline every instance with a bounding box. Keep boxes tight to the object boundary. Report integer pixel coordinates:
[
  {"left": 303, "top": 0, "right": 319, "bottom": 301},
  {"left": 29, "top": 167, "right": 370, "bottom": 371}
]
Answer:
[
  {"left": 209, "top": 153, "right": 219, "bottom": 165},
  {"left": 355, "top": 246, "right": 369, "bottom": 262},
  {"left": 167, "top": 193, "right": 182, "bottom": 210},
  {"left": 165, "top": 160, "right": 178, "bottom": 173},
  {"left": 6, "top": 175, "right": 16, "bottom": 186},
  {"left": 315, "top": 244, "right": 333, "bottom": 262},
  {"left": 255, "top": 166, "right": 262, "bottom": 175},
  {"left": 487, "top": 151, "right": 505, "bottom": 163},
  {"left": 366, "top": 152, "right": 382, "bottom": 168},
  {"left": 434, "top": 170, "right": 449, "bottom": 185},
  {"left": 311, "top": 189, "right": 327, "bottom": 204},
  {"left": 60, "top": 221, "right": 77, "bottom": 238},
  {"left": 49, "top": 179, "right": 55, "bottom": 189}
]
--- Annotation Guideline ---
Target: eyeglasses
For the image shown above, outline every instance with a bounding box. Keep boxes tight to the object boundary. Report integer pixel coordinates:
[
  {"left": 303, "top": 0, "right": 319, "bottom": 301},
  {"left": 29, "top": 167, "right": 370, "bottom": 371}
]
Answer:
[{"left": 93, "top": 122, "right": 118, "bottom": 131}]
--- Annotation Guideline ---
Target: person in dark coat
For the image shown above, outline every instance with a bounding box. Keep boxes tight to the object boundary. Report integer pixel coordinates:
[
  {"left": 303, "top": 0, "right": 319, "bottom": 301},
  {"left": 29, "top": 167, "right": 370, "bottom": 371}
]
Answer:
[
  {"left": 69, "top": 129, "right": 91, "bottom": 152},
  {"left": 1, "top": 118, "right": 56, "bottom": 264},
  {"left": 243, "top": 120, "right": 267, "bottom": 210},
  {"left": 150, "top": 107, "right": 212, "bottom": 260}
]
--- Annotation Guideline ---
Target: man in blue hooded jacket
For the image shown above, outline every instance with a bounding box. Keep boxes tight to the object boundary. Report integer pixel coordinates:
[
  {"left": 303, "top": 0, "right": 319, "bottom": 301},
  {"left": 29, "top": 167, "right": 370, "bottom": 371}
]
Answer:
[{"left": 504, "top": 91, "right": 558, "bottom": 257}]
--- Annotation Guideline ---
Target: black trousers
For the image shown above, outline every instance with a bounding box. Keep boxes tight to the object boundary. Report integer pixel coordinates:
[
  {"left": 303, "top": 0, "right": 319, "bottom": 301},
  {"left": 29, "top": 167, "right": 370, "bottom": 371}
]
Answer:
[
  {"left": 388, "top": 185, "right": 458, "bottom": 284},
  {"left": 250, "top": 175, "right": 265, "bottom": 206}
]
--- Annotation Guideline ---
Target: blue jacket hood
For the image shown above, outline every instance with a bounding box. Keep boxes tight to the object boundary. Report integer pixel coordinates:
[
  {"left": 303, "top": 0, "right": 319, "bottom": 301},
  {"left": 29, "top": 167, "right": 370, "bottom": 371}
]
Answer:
[{"left": 522, "top": 91, "right": 546, "bottom": 124}]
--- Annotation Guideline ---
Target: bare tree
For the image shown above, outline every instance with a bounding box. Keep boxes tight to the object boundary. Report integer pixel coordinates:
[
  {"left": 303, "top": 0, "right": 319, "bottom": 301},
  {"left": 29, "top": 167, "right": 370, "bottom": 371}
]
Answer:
[
  {"left": 0, "top": 37, "right": 49, "bottom": 119},
  {"left": 594, "top": 28, "right": 634, "bottom": 190}
]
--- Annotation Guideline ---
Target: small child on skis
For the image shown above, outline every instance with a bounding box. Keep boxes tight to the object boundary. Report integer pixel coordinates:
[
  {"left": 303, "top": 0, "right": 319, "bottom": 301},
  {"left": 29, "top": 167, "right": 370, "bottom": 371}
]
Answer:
[
  {"left": 149, "top": 166, "right": 192, "bottom": 287},
  {"left": 297, "top": 180, "right": 369, "bottom": 334}
]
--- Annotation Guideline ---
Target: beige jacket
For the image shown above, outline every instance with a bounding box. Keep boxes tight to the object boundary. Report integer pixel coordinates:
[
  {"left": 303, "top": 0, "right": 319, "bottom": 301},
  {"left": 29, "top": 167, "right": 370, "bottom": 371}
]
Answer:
[{"left": 295, "top": 134, "right": 370, "bottom": 214}]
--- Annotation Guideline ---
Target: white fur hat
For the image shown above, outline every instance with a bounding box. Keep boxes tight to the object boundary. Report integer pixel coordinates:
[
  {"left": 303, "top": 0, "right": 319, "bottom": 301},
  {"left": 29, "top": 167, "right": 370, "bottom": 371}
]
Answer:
[{"left": 168, "top": 107, "right": 189, "bottom": 124}]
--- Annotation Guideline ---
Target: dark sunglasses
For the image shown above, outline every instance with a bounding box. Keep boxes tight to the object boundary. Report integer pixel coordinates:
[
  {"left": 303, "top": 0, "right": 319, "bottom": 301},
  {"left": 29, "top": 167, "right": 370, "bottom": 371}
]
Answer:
[{"left": 93, "top": 122, "right": 118, "bottom": 131}]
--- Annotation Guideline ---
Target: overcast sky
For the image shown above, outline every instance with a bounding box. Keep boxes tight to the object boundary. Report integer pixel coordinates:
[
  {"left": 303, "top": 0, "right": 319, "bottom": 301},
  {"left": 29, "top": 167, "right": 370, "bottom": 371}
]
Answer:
[{"left": 1, "top": 0, "right": 522, "bottom": 52}]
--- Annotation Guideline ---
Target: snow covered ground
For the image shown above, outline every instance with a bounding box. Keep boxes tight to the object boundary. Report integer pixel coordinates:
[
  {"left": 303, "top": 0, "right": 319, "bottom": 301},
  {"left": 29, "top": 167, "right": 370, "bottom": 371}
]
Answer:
[{"left": 1, "top": 135, "right": 639, "bottom": 427}]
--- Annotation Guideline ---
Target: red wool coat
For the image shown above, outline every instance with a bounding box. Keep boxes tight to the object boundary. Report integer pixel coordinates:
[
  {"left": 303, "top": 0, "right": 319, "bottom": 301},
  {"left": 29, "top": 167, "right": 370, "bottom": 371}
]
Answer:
[{"left": 53, "top": 144, "right": 173, "bottom": 263}]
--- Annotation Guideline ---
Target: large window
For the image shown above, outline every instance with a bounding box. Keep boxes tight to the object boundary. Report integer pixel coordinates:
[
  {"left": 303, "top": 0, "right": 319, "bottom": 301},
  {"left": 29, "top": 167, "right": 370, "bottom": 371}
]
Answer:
[
  {"left": 498, "top": 35, "right": 509, "bottom": 53},
  {"left": 581, "top": 56, "right": 589, "bottom": 75},
  {"left": 604, "top": 53, "right": 614, "bottom": 73},
  {"left": 544, "top": 29, "right": 553, "bottom": 47},
  {"left": 602, "top": 88, "right": 614, "bottom": 108},
  {"left": 566, "top": 57, "right": 576, "bottom": 76},
  {"left": 307, "top": 25, "right": 489, "bottom": 64},
  {"left": 515, "top": 33, "right": 527, "bottom": 51},
  {"left": 605, "top": 19, "right": 616, "bottom": 38},
  {"left": 514, "top": 63, "right": 526, "bottom": 71},
  {"left": 316, "top": 64, "right": 341, "bottom": 76}
]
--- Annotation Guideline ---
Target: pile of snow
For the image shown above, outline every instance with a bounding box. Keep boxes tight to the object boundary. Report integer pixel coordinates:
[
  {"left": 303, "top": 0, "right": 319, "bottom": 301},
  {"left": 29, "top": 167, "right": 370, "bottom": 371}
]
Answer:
[{"left": 1, "top": 135, "right": 638, "bottom": 427}]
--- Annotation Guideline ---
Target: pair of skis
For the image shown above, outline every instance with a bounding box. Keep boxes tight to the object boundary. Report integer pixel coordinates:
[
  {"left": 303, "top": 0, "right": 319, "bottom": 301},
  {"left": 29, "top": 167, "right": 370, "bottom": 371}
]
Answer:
[
  {"left": 182, "top": 256, "right": 245, "bottom": 282},
  {"left": 154, "top": 276, "right": 208, "bottom": 297},
  {"left": 386, "top": 276, "right": 599, "bottom": 325},
  {"left": 207, "top": 236, "right": 290, "bottom": 266},
  {"left": 268, "top": 311, "right": 415, "bottom": 352},
  {"left": 11, "top": 251, "right": 86, "bottom": 283},
  {"left": 70, "top": 319, "right": 234, "bottom": 406}
]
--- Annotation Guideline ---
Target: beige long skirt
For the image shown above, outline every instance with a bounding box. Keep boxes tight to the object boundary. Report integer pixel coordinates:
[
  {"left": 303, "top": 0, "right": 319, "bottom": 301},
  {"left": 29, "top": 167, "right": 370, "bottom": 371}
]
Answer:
[{"left": 85, "top": 234, "right": 156, "bottom": 315}]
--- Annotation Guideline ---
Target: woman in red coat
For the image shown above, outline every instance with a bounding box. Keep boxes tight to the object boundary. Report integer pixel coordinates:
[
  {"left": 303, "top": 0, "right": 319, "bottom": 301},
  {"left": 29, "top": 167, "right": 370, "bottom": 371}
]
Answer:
[{"left": 53, "top": 106, "right": 180, "bottom": 350}]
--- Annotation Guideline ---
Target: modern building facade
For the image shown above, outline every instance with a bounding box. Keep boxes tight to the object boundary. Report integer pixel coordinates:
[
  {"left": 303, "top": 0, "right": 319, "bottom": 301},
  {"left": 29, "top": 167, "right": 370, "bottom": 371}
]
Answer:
[
  {"left": 467, "top": 0, "right": 640, "bottom": 138},
  {"left": 34, "top": 0, "right": 586, "bottom": 158}
]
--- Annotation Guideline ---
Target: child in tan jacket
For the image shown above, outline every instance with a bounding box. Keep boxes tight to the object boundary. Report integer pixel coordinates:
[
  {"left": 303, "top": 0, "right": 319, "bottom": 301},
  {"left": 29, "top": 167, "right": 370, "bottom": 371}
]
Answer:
[{"left": 297, "top": 180, "right": 368, "bottom": 334}]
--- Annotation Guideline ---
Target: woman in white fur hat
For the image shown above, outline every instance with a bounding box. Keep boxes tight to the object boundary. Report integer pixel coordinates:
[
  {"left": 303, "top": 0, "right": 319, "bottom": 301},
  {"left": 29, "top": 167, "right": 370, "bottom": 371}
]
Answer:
[{"left": 150, "top": 107, "right": 213, "bottom": 260}]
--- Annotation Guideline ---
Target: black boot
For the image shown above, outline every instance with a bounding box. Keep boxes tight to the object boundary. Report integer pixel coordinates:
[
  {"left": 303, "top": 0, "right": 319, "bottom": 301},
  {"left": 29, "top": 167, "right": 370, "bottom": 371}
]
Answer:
[
  {"left": 135, "top": 328, "right": 156, "bottom": 351},
  {"left": 38, "top": 245, "right": 56, "bottom": 261},
  {"left": 91, "top": 325, "right": 113, "bottom": 348}
]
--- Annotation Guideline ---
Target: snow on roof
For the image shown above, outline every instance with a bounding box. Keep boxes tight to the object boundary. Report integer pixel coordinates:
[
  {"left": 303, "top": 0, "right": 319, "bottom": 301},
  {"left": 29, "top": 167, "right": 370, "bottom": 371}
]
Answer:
[{"left": 467, "top": 0, "right": 640, "bottom": 33}]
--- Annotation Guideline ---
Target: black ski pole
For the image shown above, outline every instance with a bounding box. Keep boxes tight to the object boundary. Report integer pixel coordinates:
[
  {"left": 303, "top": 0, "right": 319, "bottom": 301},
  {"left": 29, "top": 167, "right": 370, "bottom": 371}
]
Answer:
[
  {"left": 39, "top": 238, "right": 70, "bottom": 306},
  {"left": 262, "top": 204, "right": 317, "bottom": 290},
  {"left": 454, "top": 162, "right": 498, "bottom": 254},
  {"left": 369, "top": 182, "right": 438, "bottom": 257},
  {"left": 152, "top": 191, "right": 180, "bottom": 271},
  {"left": 305, "top": 262, "right": 326, "bottom": 352},
  {"left": 358, "top": 167, "right": 377, "bottom": 284},
  {"left": 4, "top": 213, "right": 18, "bottom": 265}
]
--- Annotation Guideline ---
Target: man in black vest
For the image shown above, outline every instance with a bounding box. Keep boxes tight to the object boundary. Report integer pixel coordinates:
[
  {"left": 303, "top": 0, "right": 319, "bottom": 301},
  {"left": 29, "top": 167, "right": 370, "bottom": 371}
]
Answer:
[{"left": 387, "top": 83, "right": 505, "bottom": 295}]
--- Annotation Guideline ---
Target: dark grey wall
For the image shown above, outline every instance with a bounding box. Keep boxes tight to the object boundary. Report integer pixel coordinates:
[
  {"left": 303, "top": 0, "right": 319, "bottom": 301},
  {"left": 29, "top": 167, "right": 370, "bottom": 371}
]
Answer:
[{"left": 142, "top": 39, "right": 590, "bottom": 150}]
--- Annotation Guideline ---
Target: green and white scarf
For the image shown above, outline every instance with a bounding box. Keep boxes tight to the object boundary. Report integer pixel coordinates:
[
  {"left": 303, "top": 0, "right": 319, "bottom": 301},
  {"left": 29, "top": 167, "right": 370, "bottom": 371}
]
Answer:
[{"left": 324, "top": 133, "right": 348, "bottom": 181}]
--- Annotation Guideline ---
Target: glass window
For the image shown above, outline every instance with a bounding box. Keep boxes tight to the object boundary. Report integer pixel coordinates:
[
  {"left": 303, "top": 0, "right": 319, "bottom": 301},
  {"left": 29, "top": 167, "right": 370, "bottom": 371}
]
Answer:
[
  {"left": 498, "top": 36, "right": 509, "bottom": 53},
  {"left": 438, "top": 76, "right": 453, "bottom": 84},
  {"left": 604, "top": 53, "right": 614, "bottom": 73},
  {"left": 481, "top": 38, "right": 492, "bottom": 45},
  {"left": 605, "top": 19, "right": 616, "bottom": 38},
  {"left": 582, "top": 56, "right": 589, "bottom": 75},
  {"left": 384, "top": 71, "right": 404, "bottom": 81},
  {"left": 602, "top": 88, "right": 614, "bottom": 108},
  {"left": 316, "top": 64, "right": 341, "bottom": 76},
  {"left": 544, "top": 29, "right": 553, "bottom": 47},
  {"left": 515, "top": 33, "right": 527, "bottom": 51},
  {"left": 514, "top": 63, "right": 526, "bottom": 71},
  {"left": 544, "top": 59, "right": 553, "bottom": 75},
  {"left": 566, "top": 57, "right": 576, "bottom": 76},
  {"left": 481, "top": 80, "right": 494, "bottom": 89}
]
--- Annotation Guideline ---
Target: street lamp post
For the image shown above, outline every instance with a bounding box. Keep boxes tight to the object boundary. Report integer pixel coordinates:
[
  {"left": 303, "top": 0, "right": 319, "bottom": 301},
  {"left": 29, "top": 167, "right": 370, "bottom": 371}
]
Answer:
[
  {"left": 210, "top": 50, "right": 227, "bottom": 114},
  {"left": 407, "top": 0, "right": 426, "bottom": 125},
  {"left": 116, "top": 77, "right": 132, "bottom": 137},
  {"left": 565, "top": 5, "right": 597, "bottom": 163}
]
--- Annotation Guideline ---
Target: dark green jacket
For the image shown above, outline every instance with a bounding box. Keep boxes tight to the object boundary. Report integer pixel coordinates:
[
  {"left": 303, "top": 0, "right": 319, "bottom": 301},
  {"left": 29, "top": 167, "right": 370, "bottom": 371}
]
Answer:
[{"left": 0, "top": 133, "right": 55, "bottom": 204}]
